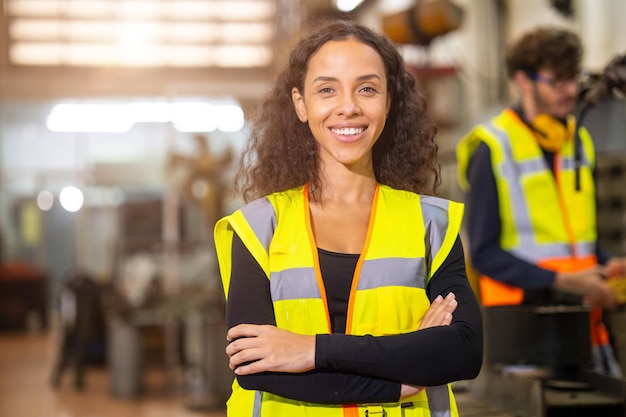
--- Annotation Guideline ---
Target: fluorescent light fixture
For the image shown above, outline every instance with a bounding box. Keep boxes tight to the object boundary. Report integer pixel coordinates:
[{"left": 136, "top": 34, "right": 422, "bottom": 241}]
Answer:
[
  {"left": 11, "top": 20, "right": 274, "bottom": 44},
  {"left": 170, "top": 102, "right": 245, "bottom": 132},
  {"left": 46, "top": 100, "right": 246, "bottom": 133},
  {"left": 7, "top": 0, "right": 276, "bottom": 68},
  {"left": 47, "top": 104, "right": 134, "bottom": 132},
  {"left": 335, "top": 0, "right": 365, "bottom": 12},
  {"left": 170, "top": 102, "right": 216, "bottom": 132},
  {"left": 129, "top": 102, "right": 171, "bottom": 123},
  {"left": 214, "top": 105, "right": 245, "bottom": 132},
  {"left": 59, "top": 186, "right": 84, "bottom": 212},
  {"left": 8, "top": 0, "right": 276, "bottom": 20},
  {"left": 10, "top": 42, "right": 273, "bottom": 67}
]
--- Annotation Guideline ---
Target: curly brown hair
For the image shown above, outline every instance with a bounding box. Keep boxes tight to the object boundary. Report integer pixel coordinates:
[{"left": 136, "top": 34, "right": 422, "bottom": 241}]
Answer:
[
  {"left": 505, "top": 26, "right": 582, "bottom": 80},
  {"left": 235, "top": 19, "right": 439, "bottom": 203}
]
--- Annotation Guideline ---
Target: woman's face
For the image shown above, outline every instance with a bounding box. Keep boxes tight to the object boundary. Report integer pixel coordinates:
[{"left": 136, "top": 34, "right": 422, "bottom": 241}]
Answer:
[{"left": 291, "top": 38, "right": 390, "bottom": 173}]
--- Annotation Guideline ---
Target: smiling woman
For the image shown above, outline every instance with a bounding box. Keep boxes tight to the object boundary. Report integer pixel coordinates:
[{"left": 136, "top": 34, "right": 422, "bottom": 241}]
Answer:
[{"left": 213, "top": 19, "right": 483, "bottom": 417}]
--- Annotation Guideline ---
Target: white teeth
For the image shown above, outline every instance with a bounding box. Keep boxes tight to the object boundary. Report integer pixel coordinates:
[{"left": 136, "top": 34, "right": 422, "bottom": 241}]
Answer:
[{"left": 332, "top": 127, "right": 364, "bottom": 136}]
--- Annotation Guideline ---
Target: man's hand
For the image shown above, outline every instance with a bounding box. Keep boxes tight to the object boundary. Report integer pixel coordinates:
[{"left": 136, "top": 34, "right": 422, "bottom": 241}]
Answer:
[
  {"left": 606, "top": 257, "right": 626, "bottom": 278},
  {"left": 555, "top": 266, "right": 618, "bottom": 310}
]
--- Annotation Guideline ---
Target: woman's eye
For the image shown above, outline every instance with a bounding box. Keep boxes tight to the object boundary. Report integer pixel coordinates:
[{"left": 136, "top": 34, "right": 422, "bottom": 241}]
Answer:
[
  {"left": 319, "top": 87, "right": 334, "bottom": 94},
  {"left": 361, "top": 86, "right": 378, "bottom": 94}
]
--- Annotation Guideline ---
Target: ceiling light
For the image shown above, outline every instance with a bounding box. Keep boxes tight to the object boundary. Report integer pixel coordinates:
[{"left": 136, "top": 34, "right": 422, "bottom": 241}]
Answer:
[
  {"left": 7, "top": 0, "right": 276, "bottom": 68},
  {"left": 59, "top": 186, "right": 84, "bottom": 213},
  {"left": 46, "top": 100, "right": 246, "bottom": 133},
  {"left": 335, "top": 0, "right": 365, "bottom": 12}
]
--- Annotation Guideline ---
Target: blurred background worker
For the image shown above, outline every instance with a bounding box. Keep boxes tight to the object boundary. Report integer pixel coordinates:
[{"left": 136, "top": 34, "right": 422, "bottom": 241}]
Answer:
[{"left": 457, "top": 26, "right": 626, "bottom": 377}]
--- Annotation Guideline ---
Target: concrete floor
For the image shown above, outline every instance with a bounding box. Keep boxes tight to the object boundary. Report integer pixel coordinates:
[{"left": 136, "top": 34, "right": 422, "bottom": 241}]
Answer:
[
  {"left": 0, "top": 328, "right": 227, "bottom": 417},
  {"left": 0, "top": 327, "right": 512, "bottom": 417}
]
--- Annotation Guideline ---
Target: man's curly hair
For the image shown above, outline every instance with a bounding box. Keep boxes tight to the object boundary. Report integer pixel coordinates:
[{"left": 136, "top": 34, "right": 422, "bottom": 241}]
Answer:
[
  {"left": 506, "top": 27, "right": 582, "bottom": 80},
  {"left": 235, "top": 19, "right": 440, "bottom": 203}
]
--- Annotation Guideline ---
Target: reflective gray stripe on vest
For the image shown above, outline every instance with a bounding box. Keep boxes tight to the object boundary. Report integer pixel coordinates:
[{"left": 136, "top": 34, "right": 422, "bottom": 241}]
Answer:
[
  {"left": 426, "top": 385, "right": 451, "bottom": 417},
  {"left": 271, "top": 267, "right": 321, "bottom": 300},
  {"left": 358, "top": 257, "right": 426, "bottom": 290},
  {"left": 271, "top": 257, "right": 426, "bottom": 301},
  {"left": 239, "top": 197, "right": 276, "bottom": 253},
  {"left": 562, "top": 154, "right": 589, "bottom": 170},
  {"left": 515, "top": 156, "right": 546, "bottom": 176},
  {"left": 421, "top": 196, "right": 450, "bottom": 271},
  {"left": 484, "top": 121, "right": 593, "bottom": 261},
  {"left": 253, "top": 390, "right": 262, "bottom": 417}
]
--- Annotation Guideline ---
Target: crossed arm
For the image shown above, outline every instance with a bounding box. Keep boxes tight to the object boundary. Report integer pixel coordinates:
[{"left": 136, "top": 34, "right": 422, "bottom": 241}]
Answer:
[{"left": 224, "top": 234, "right": 483, "bottom": 404}]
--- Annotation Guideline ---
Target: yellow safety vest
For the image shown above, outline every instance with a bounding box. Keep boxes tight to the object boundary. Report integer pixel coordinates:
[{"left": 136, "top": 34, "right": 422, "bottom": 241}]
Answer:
[
  {"left": 457, "top": 108, "right": 598, "bottom": 306},
  {"left": 214, "top": 184, "right": 464, "bottom": 417}
]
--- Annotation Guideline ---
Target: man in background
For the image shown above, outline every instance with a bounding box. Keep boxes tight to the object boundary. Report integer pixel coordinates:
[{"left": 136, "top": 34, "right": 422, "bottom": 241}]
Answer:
[{"left": 457, "top": 26, "right": 626, "bottom": 376}]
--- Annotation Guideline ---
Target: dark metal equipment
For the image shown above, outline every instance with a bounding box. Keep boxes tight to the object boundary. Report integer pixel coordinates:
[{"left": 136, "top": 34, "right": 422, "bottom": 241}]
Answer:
[
  {"left": 473, "top": 291, "right": 626, "bottom": 417},
  {"left": 574, "top": 51, "right": 626, "bottom": 190}
]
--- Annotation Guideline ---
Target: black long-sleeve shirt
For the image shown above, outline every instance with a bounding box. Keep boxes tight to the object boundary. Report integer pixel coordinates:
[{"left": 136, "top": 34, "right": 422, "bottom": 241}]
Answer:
[{"left": 226, "top": 233, "right": 483, "bottom": 404}]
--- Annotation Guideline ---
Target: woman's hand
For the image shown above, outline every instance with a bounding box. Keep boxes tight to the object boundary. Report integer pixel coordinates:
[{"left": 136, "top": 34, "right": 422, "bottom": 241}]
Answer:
[
  {"left": 418, "top": 292, "right": 457, "bottom": 330},
  {"left": 400, "top": 384, "right": 424, "bottom": 399},
  {"left": 226, "top": 324, "right": 316, "bottom": 375},
  {"left": 400, "top": 292, "right": 457, "bottom": 398}
]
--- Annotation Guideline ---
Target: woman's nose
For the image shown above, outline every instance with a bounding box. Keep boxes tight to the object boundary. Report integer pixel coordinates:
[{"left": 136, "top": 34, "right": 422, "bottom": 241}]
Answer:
[{"left": 336, "top": 93, "right": 361, "bottom": 116}]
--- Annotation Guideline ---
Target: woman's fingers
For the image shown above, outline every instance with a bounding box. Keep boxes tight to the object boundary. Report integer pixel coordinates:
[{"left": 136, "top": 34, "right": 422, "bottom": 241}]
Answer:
[
  {"left": 400, "top": 384, "right": 425, "bottom": 399},
  {"left": 226, "top": 336, "right": 262, "bottom": 368},
  {"left": 419, "top": 292, "right": 457, "bottom": 329},
  {"left": 226, "top": 323, "right": 266, "bottom": 342},
  {"left": 225, "top": 324, "right": 316, "bottom": 375}
]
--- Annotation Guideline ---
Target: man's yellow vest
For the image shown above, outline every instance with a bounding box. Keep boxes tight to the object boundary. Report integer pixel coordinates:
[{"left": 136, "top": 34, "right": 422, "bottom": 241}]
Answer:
[
  {"left": 214, "top": 184, "right": 464, "bottom": 417},
  {"left": 457, "top": 108, "right": 598, "bottom": 306}
]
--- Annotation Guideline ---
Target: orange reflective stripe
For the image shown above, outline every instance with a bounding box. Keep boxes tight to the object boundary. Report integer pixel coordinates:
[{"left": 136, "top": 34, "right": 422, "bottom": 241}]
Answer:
[
  {"left": 479, "top": 255, "right": 598, "bottom": 306},
  {"left": 479, "top": 276, "right": 524, "bottom": 306},
  {"left": 343, "top": 404, "right": 359, "bottom": 417},
  {"left": 553, "top": 154, "right": 577, "bottom": 257},
  {"left": 537, "top": 255, "right": 597, "bottom": 272}
]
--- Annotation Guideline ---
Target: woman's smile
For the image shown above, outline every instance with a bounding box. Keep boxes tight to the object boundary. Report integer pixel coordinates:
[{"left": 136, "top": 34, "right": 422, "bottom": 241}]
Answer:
[{"left": 330, "top": 125, "right": 368, "bottom": 143}]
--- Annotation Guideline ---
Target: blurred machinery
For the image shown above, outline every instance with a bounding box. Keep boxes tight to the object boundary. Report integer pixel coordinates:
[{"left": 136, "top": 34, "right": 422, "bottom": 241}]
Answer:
[
  {"left": 583, "top": 53, "right": 626, "bottom": 106},
  {"left": 477, "top": 293, "right": 626, "bottom": 417},
  {"left": 574, "top": 52, "right": 626, "bottom": 190},
  {"left": 382, "top": 0, "right": 464, "bottom": 46}
]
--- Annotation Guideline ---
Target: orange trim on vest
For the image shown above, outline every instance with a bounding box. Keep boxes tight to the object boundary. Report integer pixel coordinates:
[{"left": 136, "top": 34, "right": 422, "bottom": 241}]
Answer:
[
  {"left": 479, "top": 276, "right": 524, "bottom": 306},
  {"left": 479, "top": 255, "right": 598, "bottom": 306},
  {"left": 304, "top": 184, "right": 332, "bottom": 333},
  {"left": 345, "top": 185, "right": 379, "bottom": 336},
  {"left": 537, "top": 255, "right": 596, "bottom": 272},
  {"left": 343, "top": 404, "right": 359, "bottom": 417}
]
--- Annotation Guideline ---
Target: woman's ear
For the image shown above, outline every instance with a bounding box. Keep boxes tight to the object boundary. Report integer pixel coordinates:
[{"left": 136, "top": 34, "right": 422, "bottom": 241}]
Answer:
[{"left": 291, "top": 87, "right": 308, "bottom": 122}]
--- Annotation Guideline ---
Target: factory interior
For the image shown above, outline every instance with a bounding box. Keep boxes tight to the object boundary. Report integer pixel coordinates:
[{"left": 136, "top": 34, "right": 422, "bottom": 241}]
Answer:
[{"left": 1, "top": 0, "right": 626, "bottom": 416}]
